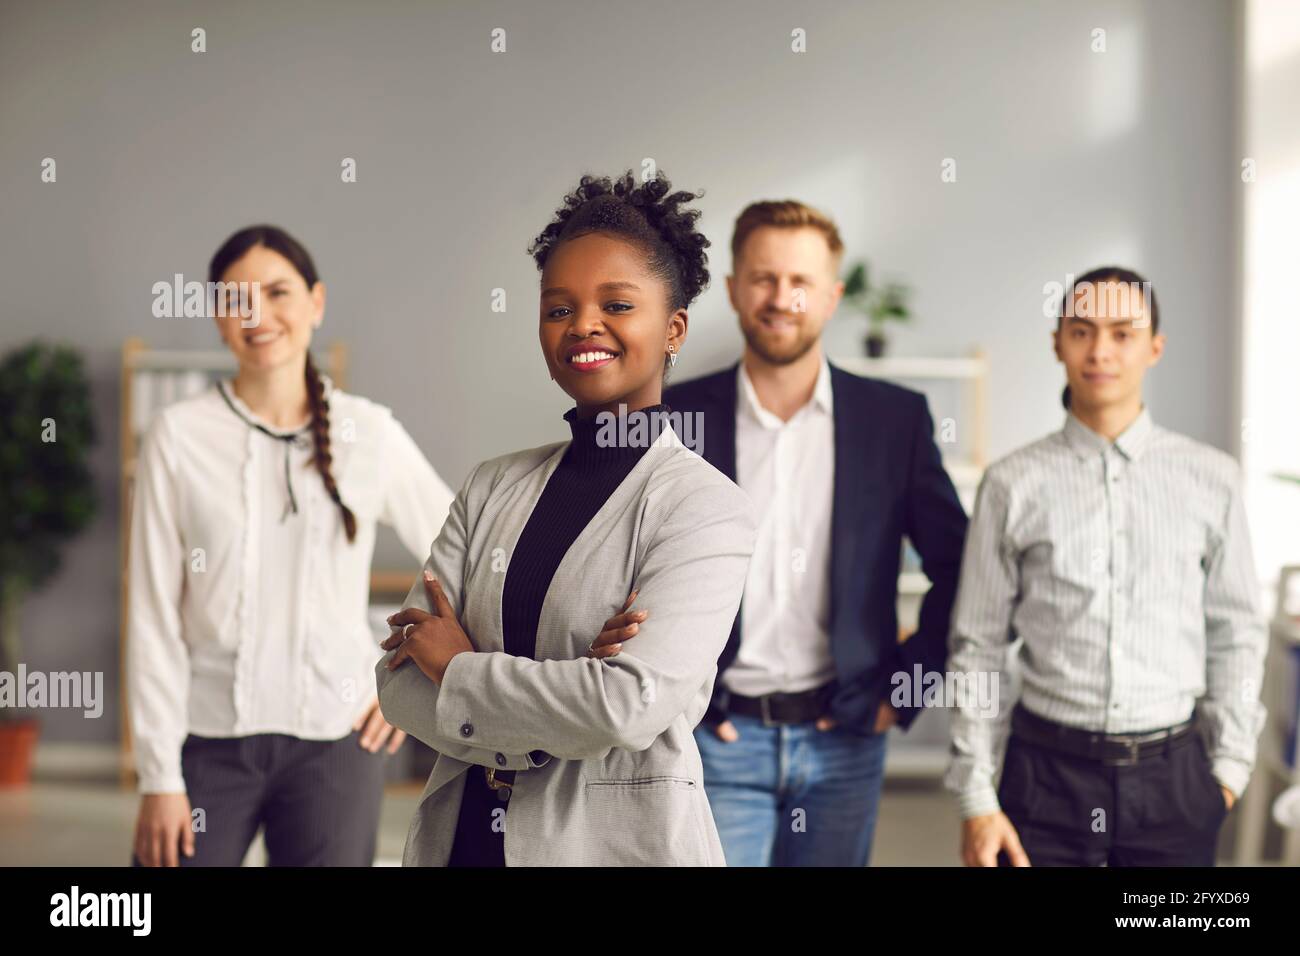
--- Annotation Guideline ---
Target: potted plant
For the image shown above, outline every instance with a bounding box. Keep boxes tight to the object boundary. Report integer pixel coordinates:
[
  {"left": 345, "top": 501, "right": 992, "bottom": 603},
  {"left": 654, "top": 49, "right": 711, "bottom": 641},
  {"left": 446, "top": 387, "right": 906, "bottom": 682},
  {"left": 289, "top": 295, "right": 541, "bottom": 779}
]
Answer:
[
  {"left": 842, "top": 260, "right": 912, "bottom": 357},
  {"left": 0, "top": 342, "right": 98, "bottom": 787}
]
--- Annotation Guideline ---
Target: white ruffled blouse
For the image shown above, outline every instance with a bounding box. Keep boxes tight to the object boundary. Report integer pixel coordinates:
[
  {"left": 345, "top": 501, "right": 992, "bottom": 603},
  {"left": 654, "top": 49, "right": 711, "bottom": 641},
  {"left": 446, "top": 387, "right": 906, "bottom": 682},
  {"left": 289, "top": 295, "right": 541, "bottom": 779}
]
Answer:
[{"left": 127, "top": 376, "right": 454, "bottom": 793}]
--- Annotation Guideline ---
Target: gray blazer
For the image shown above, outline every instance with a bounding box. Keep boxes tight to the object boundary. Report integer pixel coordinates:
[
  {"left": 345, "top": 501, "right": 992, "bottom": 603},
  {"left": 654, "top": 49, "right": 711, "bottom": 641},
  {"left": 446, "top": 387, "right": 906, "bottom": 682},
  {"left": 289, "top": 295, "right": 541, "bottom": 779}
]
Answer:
[{"left": 375, "top": 422, "right": 757, "bottom": 866}]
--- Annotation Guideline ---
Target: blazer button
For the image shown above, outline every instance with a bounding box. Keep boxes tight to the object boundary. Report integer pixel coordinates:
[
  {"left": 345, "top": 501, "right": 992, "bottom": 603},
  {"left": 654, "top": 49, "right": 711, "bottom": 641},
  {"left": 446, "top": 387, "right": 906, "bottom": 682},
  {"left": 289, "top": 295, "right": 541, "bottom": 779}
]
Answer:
[
  {"left": 459, "top": 722, "right": 474, "bottom": 737},
  {"left": 495, "top": 752, "right": 507, "bottom": 766}
]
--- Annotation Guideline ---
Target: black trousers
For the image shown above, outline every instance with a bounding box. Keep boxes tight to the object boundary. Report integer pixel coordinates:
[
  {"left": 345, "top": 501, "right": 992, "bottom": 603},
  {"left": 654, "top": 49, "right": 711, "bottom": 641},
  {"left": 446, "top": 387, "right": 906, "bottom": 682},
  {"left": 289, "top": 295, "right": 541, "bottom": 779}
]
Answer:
[
  {"left": 997, "top": 727, "right": 1229, "bottom": 867},
  {"left": 131, "top": 730, "right": 388, "bottom": 867},
  {"left": 447, "top": 767, "right": 509, "bottom": 867}
]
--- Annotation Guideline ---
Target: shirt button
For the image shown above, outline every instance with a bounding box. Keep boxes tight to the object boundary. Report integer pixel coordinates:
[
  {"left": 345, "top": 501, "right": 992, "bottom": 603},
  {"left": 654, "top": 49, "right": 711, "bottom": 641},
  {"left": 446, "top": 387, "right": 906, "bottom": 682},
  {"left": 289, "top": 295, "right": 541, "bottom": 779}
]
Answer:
[
  {"left": 459, "top": 722, "right": 474, "bottom": 738},
  {"left": 495, "top": 752, "right": 507, "bottom": 766}
]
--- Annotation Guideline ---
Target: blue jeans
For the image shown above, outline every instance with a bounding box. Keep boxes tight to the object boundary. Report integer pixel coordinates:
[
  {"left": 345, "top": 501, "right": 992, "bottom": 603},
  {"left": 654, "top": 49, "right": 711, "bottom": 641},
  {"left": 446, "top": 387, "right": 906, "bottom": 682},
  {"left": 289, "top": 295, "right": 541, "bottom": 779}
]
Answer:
[{"left": 693, "top": 711, "right": 888, "bottom": 866}]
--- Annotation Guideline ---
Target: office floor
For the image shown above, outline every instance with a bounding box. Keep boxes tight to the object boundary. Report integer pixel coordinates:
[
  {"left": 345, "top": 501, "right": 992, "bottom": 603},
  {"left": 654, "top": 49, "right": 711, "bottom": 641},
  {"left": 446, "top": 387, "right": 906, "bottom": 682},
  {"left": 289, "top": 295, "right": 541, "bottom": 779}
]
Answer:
[{"left": 0, "top": 777, "right": 964, "bottom": 866}]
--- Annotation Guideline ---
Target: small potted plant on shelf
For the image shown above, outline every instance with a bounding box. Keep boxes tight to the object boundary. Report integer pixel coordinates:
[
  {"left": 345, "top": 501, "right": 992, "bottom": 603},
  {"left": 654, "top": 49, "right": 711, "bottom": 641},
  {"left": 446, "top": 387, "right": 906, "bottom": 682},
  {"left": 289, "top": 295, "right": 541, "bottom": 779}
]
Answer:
[
  {"left": 842, "top": 260, "right": 912, "bottom": 357},
  {"left": 0, "top": 342, "right": 98, "bottom": 787}
]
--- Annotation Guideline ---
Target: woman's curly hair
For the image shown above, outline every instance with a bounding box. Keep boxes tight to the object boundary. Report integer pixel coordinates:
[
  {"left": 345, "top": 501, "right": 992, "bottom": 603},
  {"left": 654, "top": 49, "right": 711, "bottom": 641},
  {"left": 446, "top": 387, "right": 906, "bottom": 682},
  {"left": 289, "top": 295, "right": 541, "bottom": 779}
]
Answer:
[{"left": 528, "top": 170, "right": 710, "bottom": 311}]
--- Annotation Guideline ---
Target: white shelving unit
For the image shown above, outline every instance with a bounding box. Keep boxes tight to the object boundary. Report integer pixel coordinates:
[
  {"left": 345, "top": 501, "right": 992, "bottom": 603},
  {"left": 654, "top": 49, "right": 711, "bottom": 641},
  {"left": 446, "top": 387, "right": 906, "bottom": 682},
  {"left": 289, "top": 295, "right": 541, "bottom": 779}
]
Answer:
[
  {"left": 835, "top": 351, "right": 988, "bottom": 505},
  {"left": 1233, "top": 587, "right": 1300, "bottom": 865},
  {"left": 834, "top": 355, "right": 987, "bottom": 380}
]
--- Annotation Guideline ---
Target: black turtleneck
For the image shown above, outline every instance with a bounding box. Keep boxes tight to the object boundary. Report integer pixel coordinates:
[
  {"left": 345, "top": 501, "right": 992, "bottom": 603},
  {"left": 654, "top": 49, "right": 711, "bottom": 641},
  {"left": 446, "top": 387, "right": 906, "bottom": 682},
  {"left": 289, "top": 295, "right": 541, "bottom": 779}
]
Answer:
[{"left": 447, "top": 402, "right": 671, "bottom": 867}]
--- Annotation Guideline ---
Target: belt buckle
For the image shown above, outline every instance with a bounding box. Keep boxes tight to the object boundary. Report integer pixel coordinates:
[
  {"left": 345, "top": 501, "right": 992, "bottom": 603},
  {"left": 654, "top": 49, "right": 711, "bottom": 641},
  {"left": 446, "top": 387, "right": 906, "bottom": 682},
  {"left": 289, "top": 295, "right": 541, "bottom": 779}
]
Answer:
[
  {"left": 759, "top": 695, "right": 778, "bottom": 728},
  {"left": 484, "top": 768, "right": 513, "bottom": 791},
  {"left": 1105, "top": 737, "right": 1142, "bottom": 767}
]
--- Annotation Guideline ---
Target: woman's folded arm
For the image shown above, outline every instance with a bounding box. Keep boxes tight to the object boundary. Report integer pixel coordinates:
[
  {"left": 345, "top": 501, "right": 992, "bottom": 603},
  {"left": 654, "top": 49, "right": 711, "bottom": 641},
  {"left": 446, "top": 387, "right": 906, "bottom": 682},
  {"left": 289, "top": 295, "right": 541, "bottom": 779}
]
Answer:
[
  {"left": 375, "top": 653, "right": 549, "bottom": 768},
  {"left": 429, "top": 481, "right": 757, "bottom": 760},
  {"left": 374, "top": 459, "right": 543, "bottom": 767}
]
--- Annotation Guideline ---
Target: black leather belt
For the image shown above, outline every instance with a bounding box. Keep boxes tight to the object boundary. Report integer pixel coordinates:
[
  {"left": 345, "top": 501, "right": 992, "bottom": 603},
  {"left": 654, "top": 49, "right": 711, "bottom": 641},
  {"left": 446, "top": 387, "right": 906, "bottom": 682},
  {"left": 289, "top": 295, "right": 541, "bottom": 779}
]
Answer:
[
  {"left": 1011, "top": 703, "right": 1197, "bottom": 767},
  {"left": 725, "top": 682, "right": 835, "bottom": 726},
  {"left": 482, "top": 748, "right": 552, "bottom": 792}
]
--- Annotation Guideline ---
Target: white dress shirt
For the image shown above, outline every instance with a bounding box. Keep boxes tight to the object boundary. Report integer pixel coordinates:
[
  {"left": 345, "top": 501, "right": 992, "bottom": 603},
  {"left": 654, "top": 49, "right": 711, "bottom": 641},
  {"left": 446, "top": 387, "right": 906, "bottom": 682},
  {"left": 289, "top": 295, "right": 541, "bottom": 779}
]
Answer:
[
  {"left": 127, "top": 376, "right": 454, "bottom": 793},
  {"left": 945, "top": 407, "right": 1267, "bottom": 818},
  {"left": 723, "top": 354, "right": 837, "bottom": 697}
]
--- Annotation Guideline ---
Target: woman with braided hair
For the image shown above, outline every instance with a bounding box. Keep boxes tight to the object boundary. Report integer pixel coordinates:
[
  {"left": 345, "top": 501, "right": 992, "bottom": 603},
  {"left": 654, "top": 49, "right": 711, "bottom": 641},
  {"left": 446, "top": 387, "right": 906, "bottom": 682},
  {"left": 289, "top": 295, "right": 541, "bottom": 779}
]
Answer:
[
  {"left": 376, "top": 171, "right": 757, "bottom": 866},
  {"left": 128, "top": 225, "right": 456, "bottom": 866}
]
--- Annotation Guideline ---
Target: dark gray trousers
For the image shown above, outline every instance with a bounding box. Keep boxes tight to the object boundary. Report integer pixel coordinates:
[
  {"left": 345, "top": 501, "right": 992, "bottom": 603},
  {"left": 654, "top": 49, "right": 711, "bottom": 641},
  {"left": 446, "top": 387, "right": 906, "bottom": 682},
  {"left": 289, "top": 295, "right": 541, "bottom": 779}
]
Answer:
[{"left": 132, "top": 730, "right": 388, "bottom": 867}]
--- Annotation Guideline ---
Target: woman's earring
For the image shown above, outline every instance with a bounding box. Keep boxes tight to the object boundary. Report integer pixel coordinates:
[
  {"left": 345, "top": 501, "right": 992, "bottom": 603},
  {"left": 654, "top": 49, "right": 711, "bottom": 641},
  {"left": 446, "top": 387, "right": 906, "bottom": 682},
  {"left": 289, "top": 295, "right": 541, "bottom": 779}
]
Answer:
[{"left": 667, "top": 344, "right": 678, "bottom": 369}]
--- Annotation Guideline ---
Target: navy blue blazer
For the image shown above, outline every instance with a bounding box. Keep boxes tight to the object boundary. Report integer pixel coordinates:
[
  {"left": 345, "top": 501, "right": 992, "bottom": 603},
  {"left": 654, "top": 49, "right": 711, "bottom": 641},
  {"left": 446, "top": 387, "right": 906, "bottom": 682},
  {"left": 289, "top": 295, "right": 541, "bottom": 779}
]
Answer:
[{"left": 664, "top": 359, "right": 969, "bottom": 733}]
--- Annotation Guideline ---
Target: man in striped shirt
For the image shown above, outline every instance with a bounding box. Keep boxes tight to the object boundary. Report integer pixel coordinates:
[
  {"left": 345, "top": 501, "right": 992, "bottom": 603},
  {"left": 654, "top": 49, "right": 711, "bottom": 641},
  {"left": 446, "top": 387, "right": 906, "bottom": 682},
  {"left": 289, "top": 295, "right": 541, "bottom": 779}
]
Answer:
[{"left": 946, "top": 267, "right": 1266, "bottom": 866}]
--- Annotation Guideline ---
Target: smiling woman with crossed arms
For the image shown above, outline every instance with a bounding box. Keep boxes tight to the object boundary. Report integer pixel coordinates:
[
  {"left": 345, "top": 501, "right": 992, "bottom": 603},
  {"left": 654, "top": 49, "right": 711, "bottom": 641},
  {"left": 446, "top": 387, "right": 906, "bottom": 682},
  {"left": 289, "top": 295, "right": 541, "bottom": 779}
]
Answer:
[{"left": 375, "top": 170, "right": 757, "bottom": 867}]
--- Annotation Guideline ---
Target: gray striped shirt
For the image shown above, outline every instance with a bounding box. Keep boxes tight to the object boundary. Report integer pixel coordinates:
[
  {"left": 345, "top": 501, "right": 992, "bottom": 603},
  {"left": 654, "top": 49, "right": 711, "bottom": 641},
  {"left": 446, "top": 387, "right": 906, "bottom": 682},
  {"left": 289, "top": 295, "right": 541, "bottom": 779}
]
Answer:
[{"left": 944, "top": 406, "right": 1267, "bottom": 819}]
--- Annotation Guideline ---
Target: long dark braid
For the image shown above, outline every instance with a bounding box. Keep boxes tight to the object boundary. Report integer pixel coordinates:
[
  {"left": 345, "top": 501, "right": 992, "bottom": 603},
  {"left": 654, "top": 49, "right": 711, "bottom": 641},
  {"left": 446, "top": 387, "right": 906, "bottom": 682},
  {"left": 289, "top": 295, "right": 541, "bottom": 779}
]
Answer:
[
  {"left": 210, "top": 224, "right": 357, "bottom": 543},
  {"left": 304, "top": 352, "right": 356, "bottom": 542}
]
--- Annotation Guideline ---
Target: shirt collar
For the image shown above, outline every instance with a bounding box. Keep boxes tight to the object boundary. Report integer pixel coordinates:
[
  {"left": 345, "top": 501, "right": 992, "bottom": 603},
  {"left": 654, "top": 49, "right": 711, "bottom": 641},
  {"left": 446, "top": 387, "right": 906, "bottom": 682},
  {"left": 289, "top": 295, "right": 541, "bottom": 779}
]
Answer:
[
  {"left": 219, "top": 374, "right": 331, "bottom": 438},
  {"left": 737, "top": 353, "right": 834, "bottom": 426},
  {"left": 1062, "top": 405, "right": 1154, "bottom": 461}
]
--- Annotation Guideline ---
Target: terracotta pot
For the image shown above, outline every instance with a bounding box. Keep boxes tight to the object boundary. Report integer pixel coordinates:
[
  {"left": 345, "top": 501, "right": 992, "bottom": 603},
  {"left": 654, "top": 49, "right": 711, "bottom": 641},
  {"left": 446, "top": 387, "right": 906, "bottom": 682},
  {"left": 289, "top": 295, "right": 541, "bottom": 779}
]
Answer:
[{"left": 0, "top": 719, "right": 40, "bottom": 788}]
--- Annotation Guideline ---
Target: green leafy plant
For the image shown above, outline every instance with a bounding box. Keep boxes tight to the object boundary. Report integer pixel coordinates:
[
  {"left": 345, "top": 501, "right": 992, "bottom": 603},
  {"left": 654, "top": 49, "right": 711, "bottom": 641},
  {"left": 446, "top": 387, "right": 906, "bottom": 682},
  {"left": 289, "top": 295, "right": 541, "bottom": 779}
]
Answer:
[
  {"left": 0, "top": 342, "right": 98, "bottom": 705},
  {"left": 842, "top": 260, "right": 911, "bottom": 356}
]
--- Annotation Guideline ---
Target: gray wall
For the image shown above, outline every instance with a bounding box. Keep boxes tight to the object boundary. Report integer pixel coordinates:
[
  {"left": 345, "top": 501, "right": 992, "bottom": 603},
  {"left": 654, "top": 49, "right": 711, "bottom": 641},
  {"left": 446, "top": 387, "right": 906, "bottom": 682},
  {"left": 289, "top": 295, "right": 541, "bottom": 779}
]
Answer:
[{"left": 0, "top": 0, "right": 1239, "bottom": 742}]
